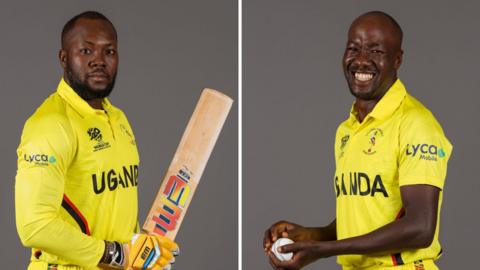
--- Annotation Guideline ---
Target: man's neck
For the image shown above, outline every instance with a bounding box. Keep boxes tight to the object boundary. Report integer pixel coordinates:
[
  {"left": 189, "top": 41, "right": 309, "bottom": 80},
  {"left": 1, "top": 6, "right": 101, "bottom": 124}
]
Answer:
[
  {"left": 353, "top": 77, "right": 397, "bottom": 123},
  {"left": 87, "top": 99, "right": 104, "bottom": 110},
  {"left": 354, "top": 99, "right": 377, "bottom": 123},
  {"left": 63, "top": 76, "right": 105, "bottom": 110}
]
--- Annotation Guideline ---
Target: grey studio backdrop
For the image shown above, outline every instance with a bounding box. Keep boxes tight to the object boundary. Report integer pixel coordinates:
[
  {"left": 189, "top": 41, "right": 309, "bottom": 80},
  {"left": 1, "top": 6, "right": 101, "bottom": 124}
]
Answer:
[
  {"left": 0, "top": 1, "right": 237, "bottom": 269},
  {"left": 244, "top": 1, "right": 479, "bottom": 270}
]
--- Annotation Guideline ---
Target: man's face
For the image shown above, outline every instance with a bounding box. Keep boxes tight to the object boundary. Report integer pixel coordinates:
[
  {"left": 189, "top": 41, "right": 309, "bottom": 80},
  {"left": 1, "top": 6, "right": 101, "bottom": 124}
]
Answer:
[
  {"left": 342, "top": 17, "right": 402, "bottom": 101},
  {"left": 60, "top": 18, "right": 118, "bottom": 100}
]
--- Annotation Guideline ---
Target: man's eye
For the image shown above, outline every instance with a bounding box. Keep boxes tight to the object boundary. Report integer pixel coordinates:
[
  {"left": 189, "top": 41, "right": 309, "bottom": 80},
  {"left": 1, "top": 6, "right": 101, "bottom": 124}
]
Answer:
[
  {"left": 347, "top": 47, "right": 358, "bottom": 52},
  {"left": 106, "top": 49, "right": 116, "bottom": 55},
  {"left": 371, "top": 50, "right": 384, "bottom": 54},
  {"left": 80, "top": 48, "right": 92, "bottom": 54}
]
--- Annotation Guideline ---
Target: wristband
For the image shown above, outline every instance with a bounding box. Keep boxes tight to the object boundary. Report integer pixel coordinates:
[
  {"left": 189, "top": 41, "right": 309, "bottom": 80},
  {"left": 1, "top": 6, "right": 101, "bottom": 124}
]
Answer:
[{"left": 99, "top": 241, "right": 125, "bottom": 268}]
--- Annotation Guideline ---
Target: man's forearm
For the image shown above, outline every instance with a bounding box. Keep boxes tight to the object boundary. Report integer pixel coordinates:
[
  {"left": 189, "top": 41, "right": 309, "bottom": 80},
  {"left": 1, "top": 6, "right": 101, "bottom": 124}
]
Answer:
[
  {"left": 307, "top": 219, "right": 337, "bottom": 242},
  {"left": 313, "top": 215, "right": 434, "bottom": 257},
  {"left": 317, "top": 185, "right": 439, "bottom": 257}
]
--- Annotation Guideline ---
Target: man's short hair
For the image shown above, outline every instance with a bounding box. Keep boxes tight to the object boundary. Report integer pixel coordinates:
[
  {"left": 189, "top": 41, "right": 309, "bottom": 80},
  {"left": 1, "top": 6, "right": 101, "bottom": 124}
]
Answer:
[
  {"left": 361, "top": 11, "right": 403, "bottom": 46},
  {"left": 61, "top": 11, "right": 117, "bottom": 48}
]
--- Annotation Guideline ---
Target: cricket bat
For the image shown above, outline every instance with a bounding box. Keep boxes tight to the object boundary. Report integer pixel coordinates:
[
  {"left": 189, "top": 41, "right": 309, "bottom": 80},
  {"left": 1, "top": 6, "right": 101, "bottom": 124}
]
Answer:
[{"left": 142, "top": 88, "right": 233, "bottom": 240}]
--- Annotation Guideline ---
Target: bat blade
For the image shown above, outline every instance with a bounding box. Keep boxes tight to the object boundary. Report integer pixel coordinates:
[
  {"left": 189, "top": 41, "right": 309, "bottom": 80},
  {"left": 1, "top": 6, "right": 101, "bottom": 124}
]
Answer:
[{"left": 142, "top": 88, "right": 233, "bottom": 239}]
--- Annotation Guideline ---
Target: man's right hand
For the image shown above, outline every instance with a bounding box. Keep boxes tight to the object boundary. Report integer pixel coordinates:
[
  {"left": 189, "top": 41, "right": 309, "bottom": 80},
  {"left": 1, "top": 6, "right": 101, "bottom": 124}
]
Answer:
[
  {"left": 99, "top": 234, "right": 179, "bottom": 270},
  {"left": 126, "top": 234, "right": 179, "bottom": 270},
  {"left": 263, "top": 221, "right": 315, "bottom": 252}
]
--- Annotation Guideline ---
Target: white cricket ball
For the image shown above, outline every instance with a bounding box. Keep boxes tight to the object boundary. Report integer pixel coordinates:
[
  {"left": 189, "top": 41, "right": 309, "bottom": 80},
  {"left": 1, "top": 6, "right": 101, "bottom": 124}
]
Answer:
[{"left": 271, "top": 238, "right": 294, "bottom": 261}]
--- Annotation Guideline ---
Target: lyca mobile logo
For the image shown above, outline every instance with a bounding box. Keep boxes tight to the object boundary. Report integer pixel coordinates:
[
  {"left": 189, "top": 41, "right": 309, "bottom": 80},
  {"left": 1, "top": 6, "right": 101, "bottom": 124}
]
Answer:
[
  {"left": 406, "top": 143, "right": 445, "bottom": 161},
  {"left": 24, "top": 154, "right": 56, "bottom": 166}
]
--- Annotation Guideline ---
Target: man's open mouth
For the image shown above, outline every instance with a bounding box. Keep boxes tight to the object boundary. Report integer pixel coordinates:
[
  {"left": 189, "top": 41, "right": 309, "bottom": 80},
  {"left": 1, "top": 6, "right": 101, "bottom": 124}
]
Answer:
[{"left": 353, "top": 71, "right": 375, "bottom": 82}]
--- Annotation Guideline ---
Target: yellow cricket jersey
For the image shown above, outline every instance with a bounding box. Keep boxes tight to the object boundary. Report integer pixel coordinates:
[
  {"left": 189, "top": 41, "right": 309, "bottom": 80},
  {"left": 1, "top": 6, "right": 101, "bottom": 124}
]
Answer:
[
  {"left": 334, "top": 79, "right": 452, "bottom": 269},
  {"left": 15, "top": 78, "right": 140, "bottom": 270}
]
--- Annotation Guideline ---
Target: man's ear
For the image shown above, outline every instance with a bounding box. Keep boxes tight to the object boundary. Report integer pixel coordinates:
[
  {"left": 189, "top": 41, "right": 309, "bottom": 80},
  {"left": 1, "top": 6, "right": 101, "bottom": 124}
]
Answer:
[
  {"left": 59, "top": 49, "right": 67, "bottom": 69},
  {"left": 394, "top": 49, "right": 403, "bottom": 70}
]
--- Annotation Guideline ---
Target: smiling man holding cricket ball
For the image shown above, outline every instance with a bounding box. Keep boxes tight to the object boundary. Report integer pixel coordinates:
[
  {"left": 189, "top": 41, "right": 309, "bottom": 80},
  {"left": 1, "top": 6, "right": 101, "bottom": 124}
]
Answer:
[{"left": 264, "top": 11, "right": 452, "bottom": 270}]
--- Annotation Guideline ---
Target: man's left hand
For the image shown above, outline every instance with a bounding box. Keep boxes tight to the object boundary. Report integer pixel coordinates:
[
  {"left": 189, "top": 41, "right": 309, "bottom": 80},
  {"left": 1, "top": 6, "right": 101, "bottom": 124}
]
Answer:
[{"left": 267, "top": 241, "right": 330, "bottom": 270}]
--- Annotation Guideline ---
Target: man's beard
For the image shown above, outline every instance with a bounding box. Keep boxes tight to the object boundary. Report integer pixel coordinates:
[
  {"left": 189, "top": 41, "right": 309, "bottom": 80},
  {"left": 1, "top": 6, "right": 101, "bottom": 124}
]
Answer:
[
  {"left": 66, "top": 67, "right": 116, "bottom": 101},
  {"left": 348, "top": 86, "right": 377, "bottom": 101}
]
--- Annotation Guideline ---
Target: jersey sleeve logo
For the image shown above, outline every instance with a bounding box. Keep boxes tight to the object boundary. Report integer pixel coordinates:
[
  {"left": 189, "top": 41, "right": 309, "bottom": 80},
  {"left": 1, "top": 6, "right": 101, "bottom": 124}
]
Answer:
[
  {"left": 23, "top": 153, "right": 57, "bottom": 166},
  {"left": 87, "top": 127, "right": 111, "bottom": 152},
  {"left": 363, "top": 128, "right": 383, "bottom": 155},
  {"left": 406, "top": 143, "right": 445, "bottom": 161}
]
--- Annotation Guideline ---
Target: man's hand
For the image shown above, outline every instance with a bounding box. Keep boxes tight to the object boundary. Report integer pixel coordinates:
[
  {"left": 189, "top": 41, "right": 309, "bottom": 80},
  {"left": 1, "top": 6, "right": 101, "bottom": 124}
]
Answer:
[
  {"left": 263, "top": 220, "right": 336, "bottom": 270},
  {"left": 267, "top": 241, "right": 330, "bottom": 270},
  {"left": 126, "top": 234, "right": 179, "bottom": 270},
  {"left": 264, "top": 185, "right": 440, "bottom": 270},
  {"left": 99, "top": 234, "right": 179, "bottom": 270},
  {"left": 263, "top": 221, "right": 319, "bottom": 253}
]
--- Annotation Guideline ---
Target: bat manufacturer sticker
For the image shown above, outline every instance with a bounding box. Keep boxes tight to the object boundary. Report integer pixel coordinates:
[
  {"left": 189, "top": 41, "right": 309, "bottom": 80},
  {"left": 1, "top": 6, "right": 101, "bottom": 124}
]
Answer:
[{"left": 152, "top": 167, "right": 193, "bottom": 235}]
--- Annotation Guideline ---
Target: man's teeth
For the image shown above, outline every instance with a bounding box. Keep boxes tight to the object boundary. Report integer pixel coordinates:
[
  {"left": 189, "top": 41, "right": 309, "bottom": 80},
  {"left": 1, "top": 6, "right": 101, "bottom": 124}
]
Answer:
[{"left": 354, "top": 72, "right": 373, "bottom": 82}]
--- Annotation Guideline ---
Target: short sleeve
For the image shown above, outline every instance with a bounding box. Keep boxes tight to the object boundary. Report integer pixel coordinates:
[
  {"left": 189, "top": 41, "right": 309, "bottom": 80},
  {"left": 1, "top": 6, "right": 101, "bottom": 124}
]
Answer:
[{"left": 398, "top": 112, "right": 452, "bottom": 189}]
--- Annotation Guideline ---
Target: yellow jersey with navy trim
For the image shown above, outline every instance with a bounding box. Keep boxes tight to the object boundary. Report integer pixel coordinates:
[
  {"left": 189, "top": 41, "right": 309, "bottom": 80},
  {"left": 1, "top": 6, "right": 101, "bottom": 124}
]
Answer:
[
  {"left": 15, "top": 78, "right": 140, "bottom": 269},
  {"left": 334, "top": 79, "right": 452, "bottom": 269}
]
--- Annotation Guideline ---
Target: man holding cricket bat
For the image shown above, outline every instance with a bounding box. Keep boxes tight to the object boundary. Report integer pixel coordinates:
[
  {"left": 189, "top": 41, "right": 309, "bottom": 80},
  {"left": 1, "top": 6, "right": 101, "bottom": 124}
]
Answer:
[
  {"left": 264, "top": 11, "right": 452, "bottom": 270},
  {"left": 15, "top": 11, "right": 178, "bottom": 270}
]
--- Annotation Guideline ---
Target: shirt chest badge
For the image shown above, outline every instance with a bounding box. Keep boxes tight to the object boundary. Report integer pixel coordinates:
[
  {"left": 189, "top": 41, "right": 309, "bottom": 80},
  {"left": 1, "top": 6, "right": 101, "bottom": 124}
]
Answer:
[
  {"left": 87, "top": 127, "right": 111, "bottom": 152},
  {"left": 362, "top": 128, "right": 383, "bottom": 155},
  {"left": 120, "top": 124, "right": 136, "bottom": 146},
  {"left": 339, "top": 134, "right": 350, "bottom": 159}
]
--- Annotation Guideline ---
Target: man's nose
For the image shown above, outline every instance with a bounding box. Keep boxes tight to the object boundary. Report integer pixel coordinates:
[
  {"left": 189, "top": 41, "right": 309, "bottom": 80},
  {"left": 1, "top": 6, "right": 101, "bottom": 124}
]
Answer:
[
  {"left": 352, "top": 49, "right": 371, "bottom": 67},
  {"left": 89, "top": 51, "right": 106, "bottom": 67}
]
